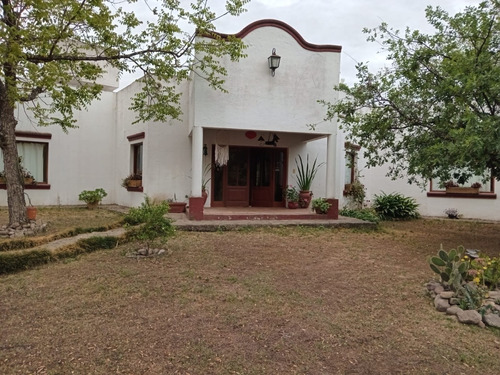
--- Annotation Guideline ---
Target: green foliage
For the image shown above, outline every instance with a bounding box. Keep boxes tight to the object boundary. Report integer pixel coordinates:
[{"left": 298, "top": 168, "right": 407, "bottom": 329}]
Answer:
[
  {"left": 458, "top": 283, "right": 486, "bottom": 311},
  {"left": 0, "top": 0, "right": 249, "bottom": 128},
  {"left": 345, "top": 180, "right": 365, "bottom": 208},
  {"left": 339, "top": 208, "right": 380, "bottom": 223},
  {"left": 0, "top": 235, "right": 122, "bottom": 274},
  {"left": 468, "top": 254, "right": 500, "bottom": 290},
  {"left": 0, "top": 249, "right": 53, "bottom": 274},
  {"left": 322, "top": 1, "right": 500, "bottom": 185},
  {"left": 202, "top": 163, "right": 212, "bottom": 191},
  {"left": 121, "top": 173, "right": 142, "bottom": 188},
  {"left": 284, "top": 185, "right": 299, "bottom": 202},
  {"left": 428, "top": 245, "right": 469, "bottom": 291},
  {"left": 294, "top": 155, "right": 325, "bottom": 191},
  {"left": 373, "top": 192, "right": 420, "bottom": 220},
  {"left": 0, "top": 0, "right": 249, "bottom": 225},
  {"left": 124, "top": 196, "right": 174, "bottom": 249},
  {"left": 78, "top": 188, "right": 107, "bottom": 204},
  {"left": 77, "top": 236, "right": 118, "bottom": 252},
  {"left": 311, "top": 198, "right": 331, "bottom": 214}
]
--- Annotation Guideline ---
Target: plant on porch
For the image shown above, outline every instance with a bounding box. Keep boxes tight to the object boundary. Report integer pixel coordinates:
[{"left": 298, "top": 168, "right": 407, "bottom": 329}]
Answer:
[
  {"left": 295, "top": 155, "right": 324, "bottom": 208},
  {"left": 312, "top": 198, "right": 331, "bottom": 214},
  {"left": 284, "top": 185, "right": 299, "bottom": 209},
  {"left": 202, "top": 164, "right": 212, "bottom": 205}
]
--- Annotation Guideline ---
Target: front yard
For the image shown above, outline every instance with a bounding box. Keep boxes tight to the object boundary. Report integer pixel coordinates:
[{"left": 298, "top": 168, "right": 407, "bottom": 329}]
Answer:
[{"left": 1, "top": 217, "right": 500, "bottom": 374}]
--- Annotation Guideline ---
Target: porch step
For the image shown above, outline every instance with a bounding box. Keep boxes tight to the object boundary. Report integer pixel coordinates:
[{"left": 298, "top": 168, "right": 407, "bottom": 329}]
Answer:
[{"left": 202, "top": 213, "right": 323, "bottom": 221}]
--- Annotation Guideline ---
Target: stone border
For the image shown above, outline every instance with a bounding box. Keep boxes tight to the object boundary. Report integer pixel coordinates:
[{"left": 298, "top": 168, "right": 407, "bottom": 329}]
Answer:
[{"left": 427, "top": 281, "right": 500, "bottom": 328}]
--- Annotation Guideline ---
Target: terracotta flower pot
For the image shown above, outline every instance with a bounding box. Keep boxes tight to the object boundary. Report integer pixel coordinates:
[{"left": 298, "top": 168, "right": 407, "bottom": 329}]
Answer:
[
  {"left": 288, "top": 201, "right": 299, "bottom": 209},
  {"left": 299, "top": 191, "right": 312, "bottom": 208},
  {"left": 127, "top": 179, "right": 142, "bottom": 188},
  {"left": 27, "top": 206, "right": 37, "bottom": 220},
  {"left": 202, "top": 190, "right": 208, "bottom": 206}
]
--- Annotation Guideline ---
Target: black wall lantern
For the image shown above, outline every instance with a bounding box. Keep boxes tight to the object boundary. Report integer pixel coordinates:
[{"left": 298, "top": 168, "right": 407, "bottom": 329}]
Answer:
[{"left": 268, "top": 48, "right": 281, "bottom": 77}]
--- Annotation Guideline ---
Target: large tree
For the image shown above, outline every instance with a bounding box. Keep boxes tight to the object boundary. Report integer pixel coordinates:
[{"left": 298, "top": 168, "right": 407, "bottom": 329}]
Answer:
[
  {"left": 323, "top": 0, "right": 500, "bottom": 188},
  {"left": 0, "top": 0, "right": 248, "bottom": 225}
]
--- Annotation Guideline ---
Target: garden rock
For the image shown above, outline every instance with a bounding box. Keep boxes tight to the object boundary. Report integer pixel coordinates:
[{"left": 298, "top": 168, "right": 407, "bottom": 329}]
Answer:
[
  {"left": 446, "top": 306, "right": 462, "bottom": 316},
  {"left": 440, "top": 291, "right": 454, "bottom": 299},
  {"left": 487, "top": 291, "right": 500, "bottom": 300},
  {"left": 483, "top": 313, "right": 500, "bottom": 328},
  {"left": 433, "top": 284, "right": 445, "bottom": 294},
  {"left": 129, "top": 247, "right": 168, "bottom": 257},
  {"left": 0, "top": 221, "right": 47, "bottom": 238},
  {"left": 456, "top": 310, "right": 482, "bottom": 325},
  {"left": 434, "top": 295, "right": 450, "bottom": 312},
  {"left": 426, "top": 281, "right": 441, "bottom": 291}
]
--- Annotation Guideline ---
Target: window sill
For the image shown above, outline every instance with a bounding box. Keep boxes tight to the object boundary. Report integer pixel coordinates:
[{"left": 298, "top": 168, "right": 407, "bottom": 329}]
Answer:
[
  {"left": 0, "top": 183, "right": 50, "bottom": 190},
  {"left": 427, "top": 191, "right": 496, "bottom": 199},
  {"left": 126, "top": 186, "right": 143, "bottom": 192}
]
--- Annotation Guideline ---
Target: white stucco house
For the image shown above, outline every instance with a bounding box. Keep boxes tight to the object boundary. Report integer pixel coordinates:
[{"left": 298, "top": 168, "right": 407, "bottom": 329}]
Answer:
[{"left": 3, "top": 19, "right": 498, "bottom": 221}]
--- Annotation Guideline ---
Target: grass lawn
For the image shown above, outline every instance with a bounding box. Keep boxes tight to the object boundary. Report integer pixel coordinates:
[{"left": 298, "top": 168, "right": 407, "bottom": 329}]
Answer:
[{"left": 1, "top": 214, "right": 500, "bottom": 374}]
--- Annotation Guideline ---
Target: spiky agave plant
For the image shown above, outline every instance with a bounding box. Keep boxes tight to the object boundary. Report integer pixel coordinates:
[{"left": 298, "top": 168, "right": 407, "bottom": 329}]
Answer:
[{"left": 295, "top": 154, "right": 324, "bottom": 192}]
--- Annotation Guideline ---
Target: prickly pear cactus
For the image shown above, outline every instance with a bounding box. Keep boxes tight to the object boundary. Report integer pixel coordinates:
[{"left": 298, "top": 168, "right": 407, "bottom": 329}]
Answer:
[{"left": 429, "top": 245, "right": 468, "bottom": 290}]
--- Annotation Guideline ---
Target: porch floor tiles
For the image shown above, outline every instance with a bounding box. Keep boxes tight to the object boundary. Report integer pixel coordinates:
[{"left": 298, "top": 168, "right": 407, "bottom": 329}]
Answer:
[{"left": 168, "top": 207, "right": 375, "bottom": 231}]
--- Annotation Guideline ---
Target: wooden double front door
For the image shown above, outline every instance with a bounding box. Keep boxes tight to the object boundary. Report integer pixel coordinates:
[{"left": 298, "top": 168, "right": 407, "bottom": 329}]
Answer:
[{"left": 212, "top": 147, "right": 287, "bottom": 207}]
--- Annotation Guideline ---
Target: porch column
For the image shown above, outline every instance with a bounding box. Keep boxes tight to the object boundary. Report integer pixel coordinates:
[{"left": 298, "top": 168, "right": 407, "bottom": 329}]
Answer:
[
  {"left": 189, "top": 125, "right": 204, "bottom": 220},
  {"left": 326, "top": 132, "right": 339, "bottom": 219},
  {"left": 326, "top": 133, "right": 337, "bottom": 198},
  {"left": 191, "top": 126, "right": 203, "bottom": 197}
]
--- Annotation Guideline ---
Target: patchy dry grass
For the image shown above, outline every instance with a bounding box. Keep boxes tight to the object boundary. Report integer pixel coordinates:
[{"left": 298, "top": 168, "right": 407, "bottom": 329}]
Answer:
[
  {"left": 1, "top": 219, "right": 500, "bottom": 374},
  {"left": 0, "top": 206, "right": 124, "bottom": 235},
  {"left": 0, "top": 206, "right": 124, "bottom": 251}
]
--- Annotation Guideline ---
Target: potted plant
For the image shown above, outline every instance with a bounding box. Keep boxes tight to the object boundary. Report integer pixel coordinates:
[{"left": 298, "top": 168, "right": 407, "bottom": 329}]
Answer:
[
  {"left": 311, "top": 197, "right": 332, "bottom": 214},
  {"left": 78, "top": 188, "right": 107, "bottom": 209},
  {"left": 444, "top": 180, "right": 480, "bottom": 194},
  {"left": 284, "top": 185, "right": 299, "bottom": 209},
  {"left": 25, "top": 192, "right": 37, "bottom": 220},
  {"left": 122, "top": 173, "right": 142, "bottom": 188},
  {"left": 18, "top": 157, "right": 36, "bottom": 185},
  {"left": 167, "top": 195, "right": 187, "bottom": 213},
  {"left": 344, "top": 180, "right": 365, "bottom": 209},
  {"left": 295, "top": 154, "right": 324, "bottom": 208},
  {"left": 22, "top": 169, "right": 36, "bottom": 185},
  {"left": 201, "top": 164, "right": 211, "bottom": 205},
  {"left": 444, "top": 208, "right": 459, "bottom": 219}
]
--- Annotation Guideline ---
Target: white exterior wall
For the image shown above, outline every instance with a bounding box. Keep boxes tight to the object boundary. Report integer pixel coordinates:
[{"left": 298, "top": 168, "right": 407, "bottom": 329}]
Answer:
[
  {"left": 193, "top": 27, "right": 340, "bottom": 136},
  {"left": 359, "top": 159, "right": 500, "bottom": 221},
  {"left": 114, "top": 79, "right": 192, "bottom": 207},
  {"left": 2, "top": 91, "right": 117, "bottom": 207}
]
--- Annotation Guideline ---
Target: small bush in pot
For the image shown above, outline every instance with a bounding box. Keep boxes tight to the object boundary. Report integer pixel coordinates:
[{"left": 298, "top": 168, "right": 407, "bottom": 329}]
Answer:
[
  {"left": 311, "top": 198, "right": 331, "bottom": 214},
  {"left": 122, "top": 173, "right": 142, "bottom": 188},
  {"left": 78, "top": 188, "right": 107, "bottom": 209}
]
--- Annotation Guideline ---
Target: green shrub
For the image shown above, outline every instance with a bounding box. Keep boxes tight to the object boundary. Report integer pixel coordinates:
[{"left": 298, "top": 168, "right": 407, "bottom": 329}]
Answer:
[
  {"left": 458, "top": 283, "right": 486, "bottom": 310},
  {"left": 125, "top": 196, "right": 175, "bottom": 251},
  {"left": 339, "top": 208, "right": 380, "bottom": 223},
  {"left": 0, "top": 249, "right": 53, "bottom": 274},
  {"left": 78, "top": 188, "right": 107, "bottom": 204},
  {"left": 373, "top": 192, "right": 420, "bottom": 220},
  {"left": 311, "top": 198, "right": 331, "bottom": 213}
]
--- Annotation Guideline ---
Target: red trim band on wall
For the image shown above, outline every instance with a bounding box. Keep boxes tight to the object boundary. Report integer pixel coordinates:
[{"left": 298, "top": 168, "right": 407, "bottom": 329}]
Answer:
[
  {"left": 15, "top": 131, "right": 52, "bottom": 140},
  {"left": 203, "top": 19, "right": 342, "bottom": 53},
  {"left": 127, "top": 132, "right": 145, "bottom": 142}
]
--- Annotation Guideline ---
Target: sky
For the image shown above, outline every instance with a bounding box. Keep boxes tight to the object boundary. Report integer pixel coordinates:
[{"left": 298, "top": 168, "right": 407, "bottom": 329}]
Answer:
[{"left": 122, "top": 0, "right": 482, "bottom": 87}]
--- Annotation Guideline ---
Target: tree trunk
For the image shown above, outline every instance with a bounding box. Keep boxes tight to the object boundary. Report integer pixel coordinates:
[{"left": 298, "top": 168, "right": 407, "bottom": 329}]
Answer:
[{"left": 0, "top": 95, "right": 27, "bottom": 225}]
